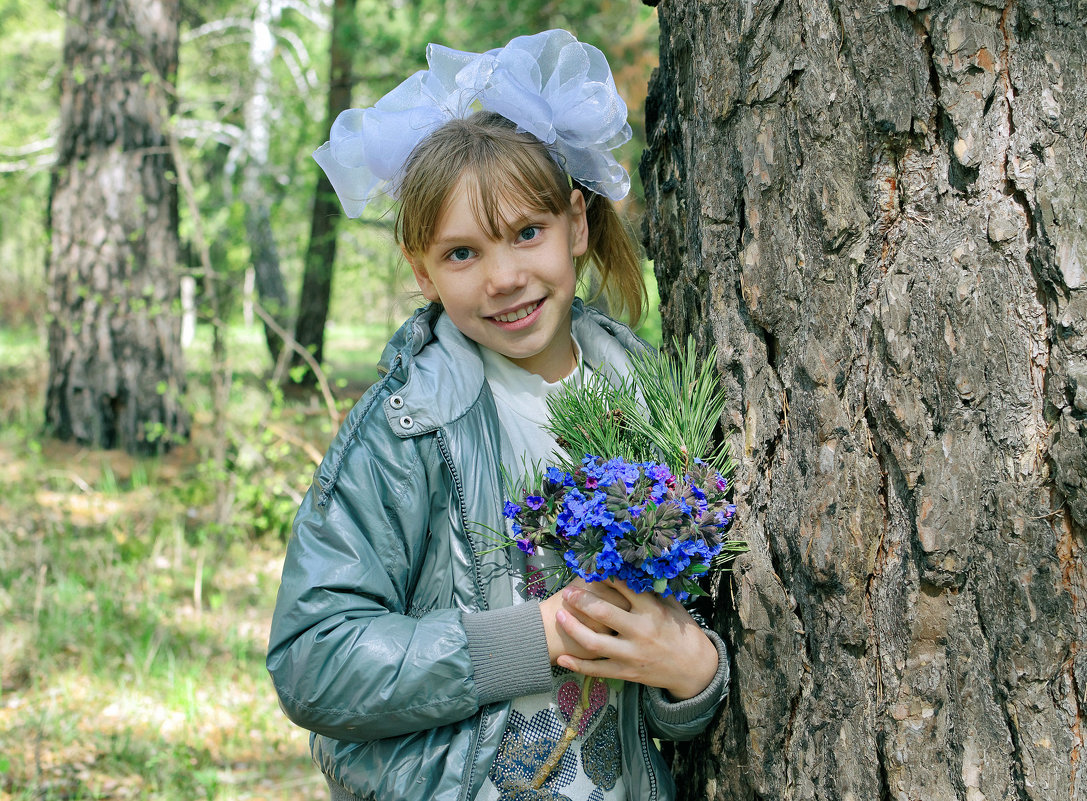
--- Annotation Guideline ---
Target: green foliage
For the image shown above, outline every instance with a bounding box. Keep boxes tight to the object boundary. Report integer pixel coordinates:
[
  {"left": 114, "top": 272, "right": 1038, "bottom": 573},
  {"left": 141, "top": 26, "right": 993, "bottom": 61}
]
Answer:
[
  {"left": 0, "top": 326, "right": 327, "bottom": 798},
  {"left": 546, "top": 338, "right": 733, "bottom": 476}
]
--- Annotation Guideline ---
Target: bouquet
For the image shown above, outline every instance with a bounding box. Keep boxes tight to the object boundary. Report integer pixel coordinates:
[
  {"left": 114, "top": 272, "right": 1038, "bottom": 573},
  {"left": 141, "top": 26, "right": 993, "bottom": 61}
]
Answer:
[
  {"left": 481, "top": 339, "right": 745, "bottom": 795},
  {"left": 499, "top": 338, "right": 745, "bottom": 602}
]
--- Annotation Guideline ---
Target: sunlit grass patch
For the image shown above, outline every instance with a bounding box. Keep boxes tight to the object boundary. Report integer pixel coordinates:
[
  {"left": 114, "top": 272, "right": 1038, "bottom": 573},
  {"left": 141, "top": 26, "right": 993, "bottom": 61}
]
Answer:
[
  {"left": 0, "top": 337, "right": 329, "bottom": 800},
  {"left": 0, "top": 515, "right": 324, "bottom": 800}
]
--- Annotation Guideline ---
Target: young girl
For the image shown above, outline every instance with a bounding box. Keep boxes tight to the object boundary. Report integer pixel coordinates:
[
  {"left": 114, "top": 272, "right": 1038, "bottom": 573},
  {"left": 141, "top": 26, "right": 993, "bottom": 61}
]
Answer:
[{"left": 268, "top": 29, "right": 730, "bottom": 801}]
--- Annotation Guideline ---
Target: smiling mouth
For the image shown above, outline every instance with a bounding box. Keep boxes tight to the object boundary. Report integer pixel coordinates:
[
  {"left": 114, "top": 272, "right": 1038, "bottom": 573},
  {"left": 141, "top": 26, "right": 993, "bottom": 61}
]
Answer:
[{"left": 492, "top": 300, "right": 542, "bottom": 323}]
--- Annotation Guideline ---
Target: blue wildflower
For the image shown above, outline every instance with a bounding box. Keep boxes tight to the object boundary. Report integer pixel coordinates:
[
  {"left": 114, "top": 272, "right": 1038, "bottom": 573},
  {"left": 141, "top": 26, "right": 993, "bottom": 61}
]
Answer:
[
  {"left": 524, "top": 495, "right": 546, "bottom": 510},
  {"left": 546, "top": 467, "right": 575, "bottom": 487},
  {"left": 564, "top": 549, "right": 581, "bottom": 571},
  {"left": 595, "top": 544, "right": 624, "bottom": 576},
  {"left": 606, "top": 519, "right": 636, "bottom": 538},
  {"left": 503, "top": 501, "right": 521, "bottom": 519},
  {"left": 642, "top": 462, "right": 671, "bottom": 483}
]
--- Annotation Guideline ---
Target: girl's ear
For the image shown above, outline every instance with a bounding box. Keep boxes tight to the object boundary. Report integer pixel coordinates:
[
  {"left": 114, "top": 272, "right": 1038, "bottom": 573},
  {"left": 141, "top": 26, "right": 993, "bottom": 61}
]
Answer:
[
  {"left": 403, "top": 247, "right": 441, "bottom": 303},
  {"left": 568, "top": 189, "right": 589, "bottom": 258}
]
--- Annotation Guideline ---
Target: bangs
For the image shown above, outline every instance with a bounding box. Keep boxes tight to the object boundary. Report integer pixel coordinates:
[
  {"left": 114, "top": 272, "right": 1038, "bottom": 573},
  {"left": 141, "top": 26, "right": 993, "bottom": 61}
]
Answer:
[
  {"left": 467, "top": 142, "right": 571, "bottom": 240},
  {"left": 396, "top": 112, "right": 573, "bottom": 255}
]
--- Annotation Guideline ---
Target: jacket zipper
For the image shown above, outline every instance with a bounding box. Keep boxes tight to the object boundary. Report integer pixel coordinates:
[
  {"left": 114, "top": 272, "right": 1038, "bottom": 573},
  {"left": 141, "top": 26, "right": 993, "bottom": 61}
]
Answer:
[
  {"left": 638, "top": 688, "right": 659, "bottom": 801},
  {"left": 435, "top": 428, "right": 488, "bottom": 606},
  {"left": 436, "top": 427, "right": 490, "bottom": 801}
]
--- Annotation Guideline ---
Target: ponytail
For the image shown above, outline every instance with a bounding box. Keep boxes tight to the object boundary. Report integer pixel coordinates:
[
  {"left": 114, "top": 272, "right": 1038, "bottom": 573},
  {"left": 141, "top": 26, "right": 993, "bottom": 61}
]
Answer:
[{"left": 576, "top": 184, "right": 647, "bottom": 326}]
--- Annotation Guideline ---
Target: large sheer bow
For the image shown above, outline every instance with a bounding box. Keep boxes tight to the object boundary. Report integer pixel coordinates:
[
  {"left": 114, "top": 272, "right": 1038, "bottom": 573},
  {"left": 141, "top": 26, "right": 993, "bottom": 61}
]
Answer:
[{"left": 313, "top": 29, "right": 632, "bottom": 218}]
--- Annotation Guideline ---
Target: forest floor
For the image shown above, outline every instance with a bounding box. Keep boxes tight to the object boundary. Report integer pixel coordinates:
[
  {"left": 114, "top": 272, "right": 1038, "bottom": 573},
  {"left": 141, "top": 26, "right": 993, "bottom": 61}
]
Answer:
[{"left": 0, "top": 324, "right": 391, "bottom": 800}]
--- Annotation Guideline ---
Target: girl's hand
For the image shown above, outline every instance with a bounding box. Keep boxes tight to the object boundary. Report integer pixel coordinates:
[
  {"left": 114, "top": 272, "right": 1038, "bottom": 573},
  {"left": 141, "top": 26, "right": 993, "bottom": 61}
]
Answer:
[
  {"left": 553, "top": 579, "right": 719, "bottom": 701},
  {"left": 539, "top": 578, "right": 630, "bottom": 665}
]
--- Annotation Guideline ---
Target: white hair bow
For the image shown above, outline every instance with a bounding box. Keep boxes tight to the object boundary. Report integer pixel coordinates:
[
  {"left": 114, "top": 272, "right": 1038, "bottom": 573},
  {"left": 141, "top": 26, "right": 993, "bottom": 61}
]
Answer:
[{"left": 313, "top": 29, "right": 632, "bottom": 218}]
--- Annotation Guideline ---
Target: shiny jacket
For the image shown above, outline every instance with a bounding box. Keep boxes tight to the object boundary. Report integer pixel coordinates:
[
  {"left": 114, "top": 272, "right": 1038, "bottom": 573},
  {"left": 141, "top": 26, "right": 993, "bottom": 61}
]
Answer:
[{"left": 267, "top": 301, "right": 730, "bottom": 801}]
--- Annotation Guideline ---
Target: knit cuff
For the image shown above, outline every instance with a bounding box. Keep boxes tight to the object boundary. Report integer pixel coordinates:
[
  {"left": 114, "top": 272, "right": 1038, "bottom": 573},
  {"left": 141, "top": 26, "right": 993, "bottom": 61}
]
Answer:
[
  {"left": 462, "top": 601, "right": 553, "bottom": 706},
  {"left": 645, "top": 628, "right": 730, "bottom": 725}
]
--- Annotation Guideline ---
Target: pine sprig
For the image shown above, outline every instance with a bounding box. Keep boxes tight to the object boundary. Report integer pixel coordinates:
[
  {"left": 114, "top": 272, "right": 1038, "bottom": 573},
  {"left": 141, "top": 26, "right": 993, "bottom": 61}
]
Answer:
[
  {"left": 545, "top": 338, "right": 732, "bottom": 476},
  {"left": 544, "top": 370, "right": 650, "bottom": 467},
  {"left": 623, "top": 337, "right": 733, "bottom": 475}
]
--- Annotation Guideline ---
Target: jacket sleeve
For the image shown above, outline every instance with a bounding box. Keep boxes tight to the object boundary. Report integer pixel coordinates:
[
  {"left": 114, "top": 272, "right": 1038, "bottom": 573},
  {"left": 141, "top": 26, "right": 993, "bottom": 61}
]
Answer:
[
  {"left": 266, "top": 392, "right": 521, "bottom": 743},
  {"left": 642, "top": 628, "right": 730, "bottom": 741}
]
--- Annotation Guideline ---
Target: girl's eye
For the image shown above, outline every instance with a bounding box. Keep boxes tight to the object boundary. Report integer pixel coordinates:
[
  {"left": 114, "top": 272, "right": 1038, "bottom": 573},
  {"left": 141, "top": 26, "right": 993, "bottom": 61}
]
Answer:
[
  {"left": 518, "top": 226, "right": 540, "bottom": 243},
  {"left": 448, "top": 247, "right": 474, "bottom": 263}
]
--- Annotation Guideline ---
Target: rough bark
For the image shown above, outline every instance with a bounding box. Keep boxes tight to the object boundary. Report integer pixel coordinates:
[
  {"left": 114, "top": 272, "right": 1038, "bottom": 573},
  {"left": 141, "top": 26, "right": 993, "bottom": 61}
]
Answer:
[
  {"left": 641, "top": 1, "right": 1086, "bottom": 799},
  {"left": 289, "top": 0, "right": 358, "bottom": 386},
  {"left": 45, "top": 0, "right": 188, "bottom": 455}
]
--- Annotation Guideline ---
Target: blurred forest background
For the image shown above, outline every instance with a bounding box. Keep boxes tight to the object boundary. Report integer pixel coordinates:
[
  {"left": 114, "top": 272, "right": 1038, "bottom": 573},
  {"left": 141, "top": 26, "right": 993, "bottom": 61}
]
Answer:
[{"left": 0, "top": 1, "right": 661, "bottom": 798}]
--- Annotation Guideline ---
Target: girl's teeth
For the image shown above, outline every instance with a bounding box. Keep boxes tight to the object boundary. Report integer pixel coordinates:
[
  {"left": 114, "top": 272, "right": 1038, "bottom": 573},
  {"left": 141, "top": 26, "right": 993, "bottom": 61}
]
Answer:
[{"left": 496, "top": 301, "right": 539, "bottom": 323}]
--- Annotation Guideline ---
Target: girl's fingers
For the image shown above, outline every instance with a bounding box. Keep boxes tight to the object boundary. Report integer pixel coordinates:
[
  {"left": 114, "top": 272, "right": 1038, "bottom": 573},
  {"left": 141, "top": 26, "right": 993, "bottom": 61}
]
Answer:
[
  {"left": 579, "top": 580, "right": 632, "bottom": 612},
  {"left": 554, "top": 607, "right": 628, "bottom": 661},
  {"left": 562, "top": 586, "right": 632, "bottom": 632}
]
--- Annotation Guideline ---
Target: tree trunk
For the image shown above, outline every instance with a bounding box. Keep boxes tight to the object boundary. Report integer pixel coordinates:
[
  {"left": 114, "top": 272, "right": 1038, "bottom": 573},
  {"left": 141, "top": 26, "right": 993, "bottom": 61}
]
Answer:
[
  {"left": 289, "top": 0, "right": 358, "bottom": 387},
  {"left": 243, "top": 0, "right": 290, "bottom": 364},
  {"left": 641, "top": 1, "right": 1086, "bottom": 799},
  {"left": 46, "top": 0, "right": 188, "bottom": 455}
]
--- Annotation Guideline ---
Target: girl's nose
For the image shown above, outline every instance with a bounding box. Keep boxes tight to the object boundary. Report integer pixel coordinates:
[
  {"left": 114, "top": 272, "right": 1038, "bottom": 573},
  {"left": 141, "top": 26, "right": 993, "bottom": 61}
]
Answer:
[{"left": 485, "top": 256, "right": 528, "bottom": 295}]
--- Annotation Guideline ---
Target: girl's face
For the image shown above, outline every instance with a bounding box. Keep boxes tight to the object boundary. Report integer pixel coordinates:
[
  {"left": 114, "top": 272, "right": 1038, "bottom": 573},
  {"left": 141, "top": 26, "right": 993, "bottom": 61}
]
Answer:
[{"left": 406, "top": 174, "right": 588, "bottom": 382}]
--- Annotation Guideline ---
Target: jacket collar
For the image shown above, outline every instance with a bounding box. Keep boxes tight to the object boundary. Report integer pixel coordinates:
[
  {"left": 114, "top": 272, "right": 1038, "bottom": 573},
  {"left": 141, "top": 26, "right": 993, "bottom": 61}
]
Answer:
[{"left": 379, "top": 300, "right": 649, "bottom": 438}]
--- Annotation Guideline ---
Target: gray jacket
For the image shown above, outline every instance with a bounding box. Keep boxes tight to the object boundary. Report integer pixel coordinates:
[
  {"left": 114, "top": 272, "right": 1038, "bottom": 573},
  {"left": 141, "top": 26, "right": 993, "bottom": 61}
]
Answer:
[{"left": 267, "top": 301, "right": 730, "bottom": 801}]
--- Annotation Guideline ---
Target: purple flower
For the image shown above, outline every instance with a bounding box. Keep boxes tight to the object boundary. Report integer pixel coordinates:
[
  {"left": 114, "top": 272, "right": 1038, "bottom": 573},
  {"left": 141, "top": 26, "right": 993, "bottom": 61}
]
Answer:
[
  {"left": 495, "top": 452, "right": 741, "bottom": 601},
  {"left": 643, "top": 462, "right": 673, "bottom": 484}
]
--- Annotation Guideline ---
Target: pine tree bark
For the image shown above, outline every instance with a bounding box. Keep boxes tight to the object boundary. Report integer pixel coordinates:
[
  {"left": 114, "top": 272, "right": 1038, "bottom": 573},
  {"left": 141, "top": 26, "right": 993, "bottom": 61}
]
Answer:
[
  {"left": 46, "top": 0, "right": 188, "bottom": 455},
  {"left": 641, "top": 1, "right": 1086, "bottom": 799},
  {"left": 289, "top": 0, "right": 358, "bottom": 386}
]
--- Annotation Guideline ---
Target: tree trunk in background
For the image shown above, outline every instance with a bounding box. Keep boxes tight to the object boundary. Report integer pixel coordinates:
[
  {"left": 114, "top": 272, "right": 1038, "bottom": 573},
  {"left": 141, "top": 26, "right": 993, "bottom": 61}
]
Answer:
[
  {"left": 641, "top": 1, "right": 1085, "bottom": 799},
  {"left": 243, "top": 0, "right": 290, "bottom": 363},
  {"left": 46, "top": 0, "right": 188, "bottom": 455},
  {"left": 289, "top": 0, "right": 358, "bottom": 387}
]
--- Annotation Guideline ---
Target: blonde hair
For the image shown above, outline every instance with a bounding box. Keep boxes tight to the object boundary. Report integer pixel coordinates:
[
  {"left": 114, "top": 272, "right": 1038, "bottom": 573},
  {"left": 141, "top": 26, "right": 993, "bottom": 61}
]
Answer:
[{"left": 395, "top": 111, "right": 646, "bottom": 324}]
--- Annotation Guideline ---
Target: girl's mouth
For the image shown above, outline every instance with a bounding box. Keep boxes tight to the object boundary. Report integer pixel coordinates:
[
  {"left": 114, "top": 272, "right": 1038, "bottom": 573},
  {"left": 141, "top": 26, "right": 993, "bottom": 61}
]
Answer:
[{"left": 492, "top": 299, "right": 542, "bottom": 324}]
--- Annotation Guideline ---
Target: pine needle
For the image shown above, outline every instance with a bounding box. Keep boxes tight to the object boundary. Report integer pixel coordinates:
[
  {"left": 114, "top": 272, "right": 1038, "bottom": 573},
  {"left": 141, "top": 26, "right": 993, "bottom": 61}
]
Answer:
[{"left": 545, "top": 337, "right": 733, "bottom": 476}]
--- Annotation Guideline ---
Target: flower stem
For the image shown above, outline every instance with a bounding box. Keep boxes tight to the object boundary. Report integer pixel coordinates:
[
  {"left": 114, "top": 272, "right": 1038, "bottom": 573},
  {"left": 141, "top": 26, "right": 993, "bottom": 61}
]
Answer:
[{"left": 529, "top": 676, "right": 598, "bottom": 790}]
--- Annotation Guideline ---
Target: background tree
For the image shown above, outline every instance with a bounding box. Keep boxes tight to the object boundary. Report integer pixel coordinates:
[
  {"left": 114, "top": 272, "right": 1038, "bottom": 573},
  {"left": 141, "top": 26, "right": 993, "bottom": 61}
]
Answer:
[
  {"left": 641, "top": 1, "right": 1086, "bottom": 799},
  {"left": 287, "top": 0, "right": 357, "bottom": 386},
  {"left": 45, "top": 0, "right": 188, "bottom": 454}
]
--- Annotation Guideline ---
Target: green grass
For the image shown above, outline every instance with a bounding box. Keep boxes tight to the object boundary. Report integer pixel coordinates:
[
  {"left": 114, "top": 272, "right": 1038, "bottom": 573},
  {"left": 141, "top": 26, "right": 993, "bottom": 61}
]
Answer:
[{"left": 0, "top": 330, "right": 328, "bottom": 800}]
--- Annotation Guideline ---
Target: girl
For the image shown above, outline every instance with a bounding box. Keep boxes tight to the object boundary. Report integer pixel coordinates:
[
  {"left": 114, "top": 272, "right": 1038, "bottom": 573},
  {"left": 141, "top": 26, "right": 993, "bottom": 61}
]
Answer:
[{"left": 268, "top": 29, "right": 730, "bottom": 801}]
